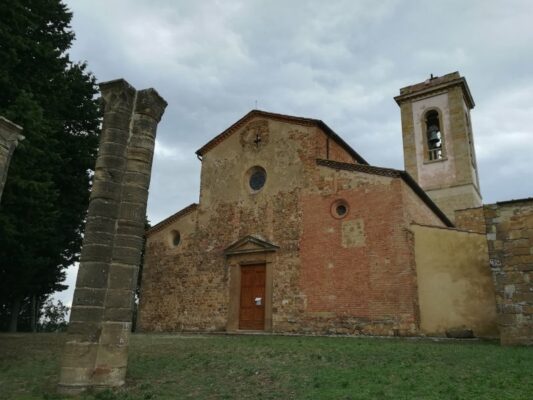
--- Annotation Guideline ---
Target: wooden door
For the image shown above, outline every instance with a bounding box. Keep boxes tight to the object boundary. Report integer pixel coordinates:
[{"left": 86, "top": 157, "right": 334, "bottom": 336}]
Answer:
[{"left": 239, "top": 264, "right": 266, "bottom": 330}]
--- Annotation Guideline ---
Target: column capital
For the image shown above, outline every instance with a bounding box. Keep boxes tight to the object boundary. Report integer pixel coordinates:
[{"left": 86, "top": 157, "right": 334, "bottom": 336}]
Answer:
[
  {"left": 135, "top": 88, "right": 168, "bottom": 122},
  {"left": 99, "top": 79, "right": 137, "bottom": 113},
  {"left": 0, "top": 116, "right": 24, "bottom": 144}
]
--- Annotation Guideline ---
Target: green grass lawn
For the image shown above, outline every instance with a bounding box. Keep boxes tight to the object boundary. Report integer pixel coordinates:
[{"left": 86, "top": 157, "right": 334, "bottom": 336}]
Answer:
[{"left": 0, "top": 333, "right": 532, "bottom": 400}]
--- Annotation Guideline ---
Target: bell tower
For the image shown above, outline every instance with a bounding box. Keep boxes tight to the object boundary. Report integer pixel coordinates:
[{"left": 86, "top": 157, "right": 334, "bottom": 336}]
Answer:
[{"left": 394, "top": 72, "right": 481, "bottom": 222}]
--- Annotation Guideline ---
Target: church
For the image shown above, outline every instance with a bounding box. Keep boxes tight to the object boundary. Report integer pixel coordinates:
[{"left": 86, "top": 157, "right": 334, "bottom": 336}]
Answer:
[{"left": 138, "top": 72, "right": 532, "bottom": 345}]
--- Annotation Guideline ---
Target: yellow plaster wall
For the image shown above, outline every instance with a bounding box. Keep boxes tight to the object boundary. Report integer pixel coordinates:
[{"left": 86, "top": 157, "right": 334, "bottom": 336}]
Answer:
[{"left": 413, "top": 224, "right": 498, "bottom": 337}]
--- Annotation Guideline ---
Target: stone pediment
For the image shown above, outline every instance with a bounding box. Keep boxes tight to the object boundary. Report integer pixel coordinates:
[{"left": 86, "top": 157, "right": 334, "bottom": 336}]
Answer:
[{"left": 224, "top": 235, "right": 279, "bottom": 256}]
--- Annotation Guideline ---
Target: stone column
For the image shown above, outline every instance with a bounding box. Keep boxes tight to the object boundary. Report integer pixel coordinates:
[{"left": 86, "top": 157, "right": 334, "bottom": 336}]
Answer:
[
  {"left": 58, "top": 79, "right": 167, "bottom": 393},
  {"left": 0, "top": 116, "right": 24, "bottom": 202}
]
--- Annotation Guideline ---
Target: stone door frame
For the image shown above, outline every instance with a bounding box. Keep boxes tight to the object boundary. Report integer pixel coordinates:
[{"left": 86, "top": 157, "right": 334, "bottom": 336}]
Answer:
[{"left": 224, "top": 235, "right": 278, "bottom": 332}]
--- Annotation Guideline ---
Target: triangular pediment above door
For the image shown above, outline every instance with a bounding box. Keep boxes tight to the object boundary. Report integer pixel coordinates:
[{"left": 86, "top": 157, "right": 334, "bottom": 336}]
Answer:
[{"left": 224, "top": 235, "right": 279, "bottom": 256}]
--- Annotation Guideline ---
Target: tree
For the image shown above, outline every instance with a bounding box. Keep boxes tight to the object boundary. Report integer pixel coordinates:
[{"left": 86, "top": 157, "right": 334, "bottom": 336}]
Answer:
[
  {"left": 39, "top": 298, "right": 69, "bottom": 332},
  {"left": 0, "top": 0, "right": 100, "bottom": 331}
]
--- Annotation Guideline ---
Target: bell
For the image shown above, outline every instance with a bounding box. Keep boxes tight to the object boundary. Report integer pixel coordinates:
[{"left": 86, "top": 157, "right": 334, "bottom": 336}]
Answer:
[{"left": 427, "top": 125, "right": 440, "bottom": 144}]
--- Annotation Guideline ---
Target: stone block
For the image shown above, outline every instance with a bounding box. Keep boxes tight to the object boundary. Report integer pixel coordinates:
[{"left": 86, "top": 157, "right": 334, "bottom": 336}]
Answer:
[
  {"left": 103, "top": 307, "right": 133, "bottom": 322},
  {"left": 99, "top": 322, "right": 131, "bottom": 346},
  {"left": 134, "top": 88, "right": 167, "bottom": 121},
  {"left": 112, "top": 246, "right": 141, "bottom": 265},
  {"left": 80, "top": 243, "right": 113, "bottom": 264},
  {"left": 91, "top": 180, "right": 123, "bottom": 201},
  {"left": 90, "top": 365, "right": 127, "bottom": 387},
  {"left": 123, "top": 171, "right": 150, "bottom": 188},
  {"left": 58, "top": 366, "right": 93, "bottom": 390},
  {"left": 61, "top": 342, "right": 99, "bottom": 368},
  {"left": 93, "top": 168, "right": 125, "bottom": 185},
  {"left": 128, "top": 135, "right": 155, "bottom": 152},
  {"left": 67, "top": 321, "right": 102, "bottom": 342},
  {"left": 125, "top": 158, "right": 150, "bottom": 174},
  {"left": 69, "top": 306, "right": 105, "bottom": 323},
  {"left": 100, "top": 112, "right": 132, "bottom": 131},
  {"left": 100, "top": 128, "right": 129, "bottom": 145},
  {"left": 109, "top": 264, "right": 136, "bottom": 289},
  {"left": 114, "top": 234, "right": 143, "bottom": 250},
  {"left": 118, "top": 202, "right": 146, "bottom": 222},
  {"left": 105, "top": 289, "right": 134, "bottom": 309},
  {"left": 121, "top": 185, "right": 148, "bottom": 203},
  {"left": 73, "top": 288, "right": 107, "bottom": 307},
  {"left": 83, "top": 229, "right": 115, "bottom": 246},
  {"left": 75, "top": 262, "right": 109, "bottom": 288},
  {"left": 99, "top": 142, "right": 127, "bottom": 158},
  {"left": 85, "top": 216, "right": 116, "bottom": 234},
  {"left": 127, "top": 147, "right": 154, "bottom": 164},
  {"left": 95, "top": 155, "right": 127, "bottom": 171},
  {"left": 116, "top": 219, "right": 145, "bottom": 236}
]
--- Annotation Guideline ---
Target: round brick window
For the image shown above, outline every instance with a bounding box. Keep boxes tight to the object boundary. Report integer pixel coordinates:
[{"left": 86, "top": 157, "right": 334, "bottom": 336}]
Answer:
[{"left": 331, "top": 200, "right": 349, "bottom": 219}]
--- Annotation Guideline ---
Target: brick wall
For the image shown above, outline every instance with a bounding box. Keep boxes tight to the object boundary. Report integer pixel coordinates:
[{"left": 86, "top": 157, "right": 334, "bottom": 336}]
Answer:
[{"left": 139, "top": 115, "right": 456, "bottom": 337}]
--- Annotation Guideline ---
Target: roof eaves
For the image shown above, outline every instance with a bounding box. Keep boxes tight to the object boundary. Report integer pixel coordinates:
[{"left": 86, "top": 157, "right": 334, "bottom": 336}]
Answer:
[
  {"left": 195, "top": 110, "right": 368, "bottom": 165},
  {"left": 146, "top": 203, "right": 198, "bottom": 236},
  {"left": 315, "top": 159, "right": 454, "bottom": 227}
]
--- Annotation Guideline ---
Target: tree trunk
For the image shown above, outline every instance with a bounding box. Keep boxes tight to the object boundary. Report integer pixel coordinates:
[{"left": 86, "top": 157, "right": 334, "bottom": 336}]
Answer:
[
  {"left": 31, "top": 295, "right": 37, "bottom": 333},
  {"left": 9, "top": 298, "right": 21, "bottom": 332}
]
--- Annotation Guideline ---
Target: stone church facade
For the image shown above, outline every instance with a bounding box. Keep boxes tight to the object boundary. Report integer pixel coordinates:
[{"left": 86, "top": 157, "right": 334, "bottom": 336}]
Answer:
[{"left": 138, "top": 72, "right": 532, "bottom": 344}]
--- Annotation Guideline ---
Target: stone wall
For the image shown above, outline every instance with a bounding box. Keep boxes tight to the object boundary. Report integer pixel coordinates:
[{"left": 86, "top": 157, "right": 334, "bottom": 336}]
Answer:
[
  {"left": 139, "top": 113, "right": 451, "bottom": 336},
  {"left": 484, "top": 199, "right": 533, "bottom": 345},
  {"left": 455, "top": 206, "right": 486, "bottom": 233},
  {"left": 0, "top": 116, "right": 23, "bottom": 202},
  {"left": 453, "top": 200, "right": 533, "bottom": 345}
]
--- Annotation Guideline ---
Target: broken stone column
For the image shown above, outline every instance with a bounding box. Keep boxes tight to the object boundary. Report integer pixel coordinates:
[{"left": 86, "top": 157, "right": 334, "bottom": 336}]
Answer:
[
  {"left": 58, "top": 79, "right": 167, "bottom": 393},
  {"left": 0, "top": 116, "right": 24, "bottom": 202}
]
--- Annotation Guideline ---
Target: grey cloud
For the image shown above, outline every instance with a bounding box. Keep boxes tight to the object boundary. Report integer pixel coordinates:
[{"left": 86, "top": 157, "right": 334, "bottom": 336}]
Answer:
[{"left": 64, "top": 0, "right": 533, "bottom": 217}]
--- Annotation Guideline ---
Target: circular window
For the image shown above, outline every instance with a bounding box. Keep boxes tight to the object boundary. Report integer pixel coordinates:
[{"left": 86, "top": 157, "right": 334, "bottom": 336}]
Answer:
[
  {"left": 247, "top": 166, "right": 267, "bottom": 192},
  {"left": 170, "top": 230, "right": 181, "bottom": 247},
  {"left": 336, "top": 204, "right": 347, "bottom": 216},
  {"left": 331, "top": 200, "right": 349, "bottom": 219}
]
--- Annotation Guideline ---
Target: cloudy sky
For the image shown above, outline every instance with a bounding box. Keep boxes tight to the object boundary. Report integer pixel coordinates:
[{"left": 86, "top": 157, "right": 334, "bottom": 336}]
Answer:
[{"left": 56, "top": 0, "right": 533, "bottom": 305}]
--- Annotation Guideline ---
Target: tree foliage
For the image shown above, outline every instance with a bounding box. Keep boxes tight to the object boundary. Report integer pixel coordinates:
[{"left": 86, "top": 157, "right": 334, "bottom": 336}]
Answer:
[
  {"left": 39, "top": 298, "right": 69, "bottom": 332},
  {"left": 0, "top": 0, "right": 100, "bottom": 331}
]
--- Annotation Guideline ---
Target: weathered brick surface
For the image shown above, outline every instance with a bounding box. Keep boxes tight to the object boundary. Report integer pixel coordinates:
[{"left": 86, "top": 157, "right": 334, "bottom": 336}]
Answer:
[{"left": 139, "top": 114, "right": 448, "bottom": 336}]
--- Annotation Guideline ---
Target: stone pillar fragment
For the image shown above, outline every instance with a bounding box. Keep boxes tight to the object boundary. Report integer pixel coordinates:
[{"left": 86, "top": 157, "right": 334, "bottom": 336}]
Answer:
[
  {"left": 0, "top": 116, "right": 24, "bottom": 202},
  {"left": 58, "top": 79, "right": 167, "bottom": 393}
]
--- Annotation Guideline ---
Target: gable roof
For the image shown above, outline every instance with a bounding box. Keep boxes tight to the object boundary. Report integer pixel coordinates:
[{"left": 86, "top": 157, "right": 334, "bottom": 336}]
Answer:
[
  {"left": 316, "top": 159, "right": 454, "bottom": 227},
  {"left": 146, "top": 203, "right": 198, "bottom": 237},
  {"left": 224, "top": 235, "right": 280, "bottom": 256},
  {"left": 195, "top": 109, "right": 368, "bottom": 165}
]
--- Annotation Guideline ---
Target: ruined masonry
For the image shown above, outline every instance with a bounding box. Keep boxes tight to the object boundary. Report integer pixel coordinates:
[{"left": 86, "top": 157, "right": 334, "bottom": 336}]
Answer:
[
  {"left": 0, "top": 116, "right": 24, "bottom": 202},
  {"left": 58, "top": 79, "right": 167, "bottom": 392}
]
